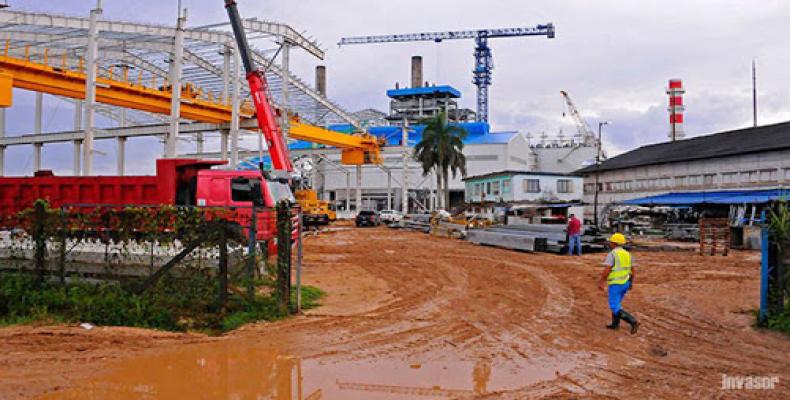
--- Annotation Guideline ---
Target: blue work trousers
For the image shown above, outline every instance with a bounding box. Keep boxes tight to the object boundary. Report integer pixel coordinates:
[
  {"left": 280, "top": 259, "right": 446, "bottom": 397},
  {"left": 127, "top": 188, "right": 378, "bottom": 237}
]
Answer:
[
  {"left": 608, "top": 281, "right": 631, "bottom": 314},
  {"left": 568, "top": 234, "right": 582, "bottom": 255}
]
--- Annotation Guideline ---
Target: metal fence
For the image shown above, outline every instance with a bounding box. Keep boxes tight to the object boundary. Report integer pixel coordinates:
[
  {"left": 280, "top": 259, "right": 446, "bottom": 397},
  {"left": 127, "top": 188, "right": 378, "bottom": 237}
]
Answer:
[{"left": 0, "top": 201, "right": 304, "bottom": 312}]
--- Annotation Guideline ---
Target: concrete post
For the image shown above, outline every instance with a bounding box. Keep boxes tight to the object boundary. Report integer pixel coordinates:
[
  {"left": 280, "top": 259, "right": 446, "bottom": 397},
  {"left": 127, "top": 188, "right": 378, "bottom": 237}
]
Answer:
[
  {"left": 401, "top": 119, "right": 409, "bottom": 214},
  {"left": 33, "top": 143, "right": 42, "bottom": 172},
  {"left": 165, "top": 9, "right": 186, "bottom": 158},
  {"left": 34, "top": 93, "right": 43, "bottom": 135},
  {"left": 117, "top": 109, "right": 126, "bottom": 175},
  {"left": 73, "top": 141, "right": 81, "bottom": 175},
  {"left": 220, "top": 129, "right": 229, "bottom": 161},
  {"left": 117, "top": 137, "right": 126, "bottom": 175},
  {"left": 387, "top": 168, "right": 392, "bottom": 210},
  {"left": 230, "top": 48, "right": 241, "bottom": 168},
  {"left": 196, "top": 132, "right": 204, "bottom": 155},
  {"left": 356, "top": 165, "right": 363, "bottom": 212},
  {"left": 345, "top": 172, "right": 350, "bottom": 213},
  {"left": 82, "top": 1, "right": 102, "bottom": 176},
  {"left": 0, "top": 108, "right": 5, "bottom": 176},
  {"left": 281, "top": 42, "right": 291, "bottom": 143}
]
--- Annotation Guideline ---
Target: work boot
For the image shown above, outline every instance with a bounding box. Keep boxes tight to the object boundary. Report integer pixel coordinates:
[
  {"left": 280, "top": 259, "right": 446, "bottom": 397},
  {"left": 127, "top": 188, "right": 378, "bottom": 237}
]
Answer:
[
  {"left": 605, "top": 312, "right": 620, "bottom": 330},
  {"left": 618, "top": 310, "right": 640, "bottom": 335}
]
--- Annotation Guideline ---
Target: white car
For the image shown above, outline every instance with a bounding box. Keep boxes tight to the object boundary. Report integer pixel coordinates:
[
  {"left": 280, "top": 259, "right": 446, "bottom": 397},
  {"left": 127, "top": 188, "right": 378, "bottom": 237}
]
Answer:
[{"left": 379, "top": 209, "right": 403, "bottom": 224}]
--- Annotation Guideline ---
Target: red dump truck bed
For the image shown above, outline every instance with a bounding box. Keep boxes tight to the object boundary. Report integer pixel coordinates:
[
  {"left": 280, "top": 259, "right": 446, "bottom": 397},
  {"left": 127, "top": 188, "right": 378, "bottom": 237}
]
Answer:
[{"left": 0, "top": 159, "right": 224, "bottom": 218}]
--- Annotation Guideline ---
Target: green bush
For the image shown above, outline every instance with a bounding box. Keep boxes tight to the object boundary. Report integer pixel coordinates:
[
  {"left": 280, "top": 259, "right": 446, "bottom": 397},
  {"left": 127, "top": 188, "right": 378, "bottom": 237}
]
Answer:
[{"left": 0, "top": 273, "right": 322, "bottom": 334}]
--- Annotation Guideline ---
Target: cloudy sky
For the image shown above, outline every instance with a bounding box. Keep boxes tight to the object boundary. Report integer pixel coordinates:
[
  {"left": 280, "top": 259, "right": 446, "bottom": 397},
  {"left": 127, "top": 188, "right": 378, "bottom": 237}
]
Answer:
[{"left": 4, "top": 0, "right": 790, "bottom": 175}]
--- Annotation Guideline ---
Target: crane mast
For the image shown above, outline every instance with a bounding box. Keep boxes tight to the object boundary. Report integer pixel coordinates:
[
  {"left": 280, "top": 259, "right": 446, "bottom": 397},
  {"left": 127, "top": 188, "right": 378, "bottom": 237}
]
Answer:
[
  {"left": 560, "top": 90, "right": 596, "bottom": 147},
  {"left": 224, "top": 0, "right": 294, "bottom": 174},
  {"left": 339, "top": 25, "right": 554, "bottom": 123}
]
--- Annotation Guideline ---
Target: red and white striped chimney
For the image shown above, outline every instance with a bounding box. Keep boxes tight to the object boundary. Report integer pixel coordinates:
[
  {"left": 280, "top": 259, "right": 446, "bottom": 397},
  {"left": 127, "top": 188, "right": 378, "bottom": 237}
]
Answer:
[{"left": 667, "top": 79, "right": 685, "bottom": 141}]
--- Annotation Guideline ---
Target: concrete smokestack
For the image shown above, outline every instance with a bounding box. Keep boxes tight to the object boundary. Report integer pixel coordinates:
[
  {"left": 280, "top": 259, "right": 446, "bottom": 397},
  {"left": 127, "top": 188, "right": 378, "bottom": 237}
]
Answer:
[
  {"left": 315, "top": 65, "right": 327, "bottom": 96},
  {"left": 411, "top": 56, "right": 423, "bottom": 88}
]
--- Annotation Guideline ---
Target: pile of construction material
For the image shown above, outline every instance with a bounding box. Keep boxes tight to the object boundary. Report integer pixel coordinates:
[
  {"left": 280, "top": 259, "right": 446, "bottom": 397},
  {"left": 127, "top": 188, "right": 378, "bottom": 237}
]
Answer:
[
  {"left": 466, "top": 224, "right": 607, "bottom": 253},
  {"left": 392, "top": 214, "right": 432, "bottom": 233}
]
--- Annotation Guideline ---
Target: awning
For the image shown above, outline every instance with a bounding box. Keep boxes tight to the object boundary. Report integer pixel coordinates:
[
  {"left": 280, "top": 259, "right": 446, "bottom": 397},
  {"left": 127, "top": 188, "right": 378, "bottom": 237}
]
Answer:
[{"left": 622, "top": 188, "right": 790, "bottom": 206}]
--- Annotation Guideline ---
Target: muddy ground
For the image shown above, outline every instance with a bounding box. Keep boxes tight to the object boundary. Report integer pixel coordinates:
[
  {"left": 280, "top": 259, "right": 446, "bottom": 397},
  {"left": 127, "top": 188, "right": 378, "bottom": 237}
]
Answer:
[{"left": 1, "top": 227, "right": 787, "bottom": 399}]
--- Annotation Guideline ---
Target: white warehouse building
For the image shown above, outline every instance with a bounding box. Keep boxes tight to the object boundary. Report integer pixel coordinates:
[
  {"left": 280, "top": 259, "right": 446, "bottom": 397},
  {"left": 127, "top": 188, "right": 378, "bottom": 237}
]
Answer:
[{"left": 575, "top": 121, "right": 790, "bottom": 222}]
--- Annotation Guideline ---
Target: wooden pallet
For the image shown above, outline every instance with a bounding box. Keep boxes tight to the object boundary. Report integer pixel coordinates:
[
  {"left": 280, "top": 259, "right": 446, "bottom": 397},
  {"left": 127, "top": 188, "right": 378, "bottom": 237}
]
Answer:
[{"left": 699, "top": 218, "right": 730, "bottom": 256}]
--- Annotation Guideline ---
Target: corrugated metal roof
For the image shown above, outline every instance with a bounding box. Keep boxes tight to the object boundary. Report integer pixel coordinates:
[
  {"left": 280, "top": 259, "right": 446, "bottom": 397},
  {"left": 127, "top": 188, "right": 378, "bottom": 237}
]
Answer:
[
  {"left": 622, "top": 188, "right": 790, "bottom": 205},
  {"left": 576, "top": 121, "right": 790, "bottom": 174}
]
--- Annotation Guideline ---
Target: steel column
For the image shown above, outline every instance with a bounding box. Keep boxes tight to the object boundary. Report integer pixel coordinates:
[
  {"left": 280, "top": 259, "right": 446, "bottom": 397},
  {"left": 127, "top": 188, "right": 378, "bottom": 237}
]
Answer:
[
  {"left": 221, "top": 45, "right": 231, "bottom": 104},
  {"left": 281, "top": 42, "right": 290, "bottom": 142},
  {"left": 165, "top": 9, "right": 186, "bottom": 158},
  {"left": 230, "top": 48, "right": 240, "bottom": 168},
  {"left": 82, "top": 1, "right": 101, "bottom": 176},
  {"left": 356, "top": 165, "right": 362, "bottom": 212},
  {"left": 387, "top": 168, "right": 392, "bottom": 210},
  {"left": 401, "top": 120, "right": 409, "bottom": 214}
]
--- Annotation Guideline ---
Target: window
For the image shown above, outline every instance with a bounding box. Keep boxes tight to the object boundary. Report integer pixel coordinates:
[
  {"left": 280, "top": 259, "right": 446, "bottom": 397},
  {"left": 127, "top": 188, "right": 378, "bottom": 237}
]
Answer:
[
  {"left": 556, "top": 179, "right": 573, "bottom": 193},
  {"left": 473, "top": 183, "right": 481, "bottom": 195},
  {"left": 524, "top": 179, "right": 540, "bottom": 193},
  {"left": 703, "top": 174, "right": 716, "bottom": 186},
  {"left": 722, "top": 172, "right": 737, "bottom": 184},
  {"left": 502, "top": 180, "right": 511, "bottom": 194},
  {"left": 486, "top": 182, "right": 491, "bottom": 194},
  {"left": 784, "top": 168, "right": 790, "bottom": 180},
  {"left": 584, "top": 183, "right": 596, "bottom": 193},
  {"left": 231, "top": 177, "right": 264, "bottom": 206},
  {"left": 492, "top": 181, "right": 501, "bottom": 196},
  {"left": 686, "top": 175, "right": 702, "bottom": 186},
  {"left": 741, "top": 171, "right": 759, "bottom": 183},
  {"left": 760, "top": 169, "right": 777, "bottom": 182}
]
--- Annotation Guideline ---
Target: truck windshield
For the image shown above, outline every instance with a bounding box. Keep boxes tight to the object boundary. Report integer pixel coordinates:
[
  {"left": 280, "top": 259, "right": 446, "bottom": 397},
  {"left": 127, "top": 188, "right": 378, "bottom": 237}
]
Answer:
[
  {"left": 267, "top": 181, "right": 295, "bottom": 204},
  {"left": 231, "top": 177, "right": 265, "bottom": 206}
]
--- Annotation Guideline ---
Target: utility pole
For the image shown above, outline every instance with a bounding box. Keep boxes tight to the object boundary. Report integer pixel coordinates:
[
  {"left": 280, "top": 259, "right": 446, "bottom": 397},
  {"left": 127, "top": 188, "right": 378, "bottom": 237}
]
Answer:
[
  {"left": 752, "top": 59, "right": 758, "bottom": 128},
  {"left": 593, "top": 121, "right": 609, "bottom": 228}
]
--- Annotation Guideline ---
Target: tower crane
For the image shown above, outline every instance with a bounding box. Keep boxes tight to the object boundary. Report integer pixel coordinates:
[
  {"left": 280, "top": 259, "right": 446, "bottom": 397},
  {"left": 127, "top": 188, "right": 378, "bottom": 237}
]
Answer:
[
  {"left": 560, "top": 90, "right": 597, "bottom": 147},
  {"left": 339, "top": 25, "right": 555, "bottom": 123}
]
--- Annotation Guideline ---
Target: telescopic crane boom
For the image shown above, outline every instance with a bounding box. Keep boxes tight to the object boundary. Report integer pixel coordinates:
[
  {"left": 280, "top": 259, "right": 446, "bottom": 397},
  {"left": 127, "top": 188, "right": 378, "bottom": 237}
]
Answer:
[
  {"left": 560, "top": 90, "right": 596, "bottom": 147},
  {"left": 224, "top": 0, "right": 293, "bottom": 174}
]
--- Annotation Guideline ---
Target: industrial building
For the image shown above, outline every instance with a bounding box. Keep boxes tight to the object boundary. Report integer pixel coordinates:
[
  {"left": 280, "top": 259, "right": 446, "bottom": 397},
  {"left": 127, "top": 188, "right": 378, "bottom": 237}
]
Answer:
[
  {"left": 463, "top": 170, "right": 582, "bottom": 219},
  {"left": 576, "top": 121, "right": 790, "bottom": 223}
]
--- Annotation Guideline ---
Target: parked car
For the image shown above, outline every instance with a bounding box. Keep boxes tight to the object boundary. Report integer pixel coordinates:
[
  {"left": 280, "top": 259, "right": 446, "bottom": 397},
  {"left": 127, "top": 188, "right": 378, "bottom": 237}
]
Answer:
[
  {"left": 355, "top": 210, "right": 381, "bottom": 227},
  {"left": 379, "top": 209, "right": 403, "bottom": 224}
]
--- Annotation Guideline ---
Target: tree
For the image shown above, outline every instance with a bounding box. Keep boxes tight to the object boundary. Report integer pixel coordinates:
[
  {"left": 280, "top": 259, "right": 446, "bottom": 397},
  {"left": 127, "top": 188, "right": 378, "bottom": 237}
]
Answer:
[{"left": 413, "top": 111, "right": 467, "bottom": 210}]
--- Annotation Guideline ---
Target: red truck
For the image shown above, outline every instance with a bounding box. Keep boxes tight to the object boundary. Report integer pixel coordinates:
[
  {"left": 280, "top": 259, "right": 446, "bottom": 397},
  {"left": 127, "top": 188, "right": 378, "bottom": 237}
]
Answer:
[{"left": 0, "top": 158, "right": 293, "bottom": 241}]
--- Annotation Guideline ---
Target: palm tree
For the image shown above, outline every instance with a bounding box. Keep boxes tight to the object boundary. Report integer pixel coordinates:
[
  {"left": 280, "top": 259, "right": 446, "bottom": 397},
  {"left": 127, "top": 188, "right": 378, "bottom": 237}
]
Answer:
[{"left": 413, "top": 111, "right": 467, "bottom": 210}]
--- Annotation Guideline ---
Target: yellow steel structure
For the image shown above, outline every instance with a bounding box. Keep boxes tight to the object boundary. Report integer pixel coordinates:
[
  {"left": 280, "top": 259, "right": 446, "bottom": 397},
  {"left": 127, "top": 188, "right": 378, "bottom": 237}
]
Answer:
[{"left": 0, "top": 44, "right": 382, "bottom": 165}]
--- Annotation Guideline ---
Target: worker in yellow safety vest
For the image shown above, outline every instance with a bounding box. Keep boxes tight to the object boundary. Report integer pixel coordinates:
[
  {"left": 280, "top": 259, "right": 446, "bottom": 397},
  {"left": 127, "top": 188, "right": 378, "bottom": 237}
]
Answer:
[{"left": 597, "top": 233, "right": 640, "bottom": 334}]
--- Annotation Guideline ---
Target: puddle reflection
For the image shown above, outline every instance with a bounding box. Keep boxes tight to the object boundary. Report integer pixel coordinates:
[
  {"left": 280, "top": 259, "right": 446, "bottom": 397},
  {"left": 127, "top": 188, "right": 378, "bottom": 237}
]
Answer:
[{"left": 40, "top": 341, "right": 570, "bottom": 399}]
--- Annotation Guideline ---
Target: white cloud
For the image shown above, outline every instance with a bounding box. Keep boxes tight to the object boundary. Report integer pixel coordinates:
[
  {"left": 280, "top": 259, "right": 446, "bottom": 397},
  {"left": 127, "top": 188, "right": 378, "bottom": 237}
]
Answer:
[{"left": 3, "top": 0, "right": 789, "bottom": 175}]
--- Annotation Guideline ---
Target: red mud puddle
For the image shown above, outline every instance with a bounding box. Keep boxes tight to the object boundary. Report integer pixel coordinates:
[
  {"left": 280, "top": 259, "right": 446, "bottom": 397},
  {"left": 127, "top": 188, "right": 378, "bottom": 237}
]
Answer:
[{"left": 38, "top": 340, "right": 575, "bottom": 399}]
